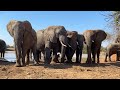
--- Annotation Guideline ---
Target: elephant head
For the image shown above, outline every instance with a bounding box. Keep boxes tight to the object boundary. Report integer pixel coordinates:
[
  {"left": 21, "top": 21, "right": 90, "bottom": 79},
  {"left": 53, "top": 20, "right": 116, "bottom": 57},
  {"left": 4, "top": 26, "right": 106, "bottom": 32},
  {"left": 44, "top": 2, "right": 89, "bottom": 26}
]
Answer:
[
  {"left": 44, "top": 26, "right": 68, "bottom": 47},
  {"left": 67, "top": 31, "right": 78, "bottom": 50},
  {"left": 83, "top": 29, "right": 107, "bottom": 64}
]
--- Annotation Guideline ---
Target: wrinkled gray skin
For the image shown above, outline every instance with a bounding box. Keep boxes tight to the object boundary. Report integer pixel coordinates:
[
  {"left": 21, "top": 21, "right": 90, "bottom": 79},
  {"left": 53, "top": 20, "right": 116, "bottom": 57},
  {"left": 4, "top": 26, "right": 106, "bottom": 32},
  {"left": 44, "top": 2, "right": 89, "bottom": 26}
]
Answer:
[
  {"left": 83, "top": 30, "right": 107, "bottom": 64},
  {"left": 76, "top": 34, "right": 85, "bottom": 63},
  {"left": 7, "top": 20, "right": 39, "bottom": 67},
  {"left": 0, "top": 39, "right": 6, "bottom": 58},
  {"left": 36, "top": 29, "right": 45, "bottom": 62},
  {"left": 58, "top": 31, "right": 85, "bottom": 63},
  {"left": 105, "top": 43, "right": 120, "bottom": 62},
  {"left": 36, "top": 26, "right": 69, "bottom": 64},
  {"left": 65, "top": 31, "right": 78, "bottom": 63}
]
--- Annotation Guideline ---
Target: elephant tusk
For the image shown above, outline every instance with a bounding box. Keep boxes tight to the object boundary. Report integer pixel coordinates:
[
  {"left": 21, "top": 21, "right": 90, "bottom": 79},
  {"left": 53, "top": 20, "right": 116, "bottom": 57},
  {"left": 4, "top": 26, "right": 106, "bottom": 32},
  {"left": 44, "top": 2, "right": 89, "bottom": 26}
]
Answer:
[
  {"left": 68, "top": 44, "right": 74, "bottom": 50},
  {"left": 60, "top": 41, "right": 67, "bottom": 47}
]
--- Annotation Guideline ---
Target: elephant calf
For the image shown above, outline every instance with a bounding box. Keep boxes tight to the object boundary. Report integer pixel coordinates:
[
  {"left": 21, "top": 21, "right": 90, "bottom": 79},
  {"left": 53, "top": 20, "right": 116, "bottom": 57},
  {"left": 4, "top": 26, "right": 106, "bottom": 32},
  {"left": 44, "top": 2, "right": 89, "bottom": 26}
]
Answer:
[
  {"left": 105, "top": 43, "right": 120, "bottom": 62},
  {"left": 0, "top": 39, "right": 6, "bottom": 58}
]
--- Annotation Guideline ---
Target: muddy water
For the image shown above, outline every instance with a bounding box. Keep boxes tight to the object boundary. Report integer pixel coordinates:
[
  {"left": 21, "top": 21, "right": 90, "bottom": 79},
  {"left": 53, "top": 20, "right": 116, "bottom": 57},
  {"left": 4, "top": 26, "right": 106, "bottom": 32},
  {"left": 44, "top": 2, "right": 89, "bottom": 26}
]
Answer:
[{"left": 4, "top": 51, "right": 16, "bottom": 62}]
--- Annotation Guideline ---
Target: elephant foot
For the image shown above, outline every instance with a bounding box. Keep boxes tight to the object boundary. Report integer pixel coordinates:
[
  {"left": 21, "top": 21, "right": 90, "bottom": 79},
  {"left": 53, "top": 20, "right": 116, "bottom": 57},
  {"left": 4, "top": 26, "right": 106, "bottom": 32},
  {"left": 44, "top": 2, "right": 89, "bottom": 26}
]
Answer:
[
  {"left": 15, "top": 63, "right": 22, "bottom": 67},
  {"left": 61, "top": 58, "right": 65, "bottom": 63},
  {"left": 65, "top": 60, "right": 72, "bottom": 64},
  {"left": 104, "top": 60, "right": 107, "bottom": 62},
  {"left": 86, "top": 60, "right": 92, "bottom": 64},
  {"left": 53, "top": 58, "right": 59, "bottom": 63},
  {"left": 75, "top": 61, "right": 81, "bottom": 64},
  {"left": 92, "top": 61, "right": 95, "bottom": 64},
  {"left": 44, "top": 61, "right": 50, "bottom": 64},
  {"left": 33, "top": 62, "right": 40, "bottom": 66}
]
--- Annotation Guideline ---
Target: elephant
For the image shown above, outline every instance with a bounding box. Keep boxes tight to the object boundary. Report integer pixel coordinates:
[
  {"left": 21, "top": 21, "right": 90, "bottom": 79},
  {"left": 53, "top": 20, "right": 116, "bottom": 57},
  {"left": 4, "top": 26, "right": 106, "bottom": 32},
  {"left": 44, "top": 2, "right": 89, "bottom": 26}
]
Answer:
[
  {"left": 0, "top": 39, "right": 6, "bottom": 58},
  {"left": 65, "top": 31, "right": 78, "bottom": 63},
  {"left": 105, "top": 43, "right": 120, "bottom": 62},
  {"left": 36, "top": 26, "right": 69, "bottom": 64},
  {"left": 83, "top": 30, "right": 107, "bottom": 64},
  {"left": 61, "top": 31, "right": 85, "bottom": 63},
  {"left": 7, "top": 20, "right": 39, "bottom": 67}
]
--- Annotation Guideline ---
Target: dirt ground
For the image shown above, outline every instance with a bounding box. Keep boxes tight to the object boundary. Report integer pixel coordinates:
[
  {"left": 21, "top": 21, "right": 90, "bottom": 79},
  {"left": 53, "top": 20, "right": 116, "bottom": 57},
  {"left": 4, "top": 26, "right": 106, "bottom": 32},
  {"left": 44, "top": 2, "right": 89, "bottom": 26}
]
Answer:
[{"left": 1, "top": 53, "right": 120, "bottom": 79}]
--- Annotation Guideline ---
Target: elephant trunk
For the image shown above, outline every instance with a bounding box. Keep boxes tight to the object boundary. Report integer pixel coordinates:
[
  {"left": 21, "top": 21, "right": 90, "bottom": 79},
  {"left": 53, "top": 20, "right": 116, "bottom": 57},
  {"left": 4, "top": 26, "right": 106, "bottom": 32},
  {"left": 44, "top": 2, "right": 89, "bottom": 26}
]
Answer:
[
  {"left": 59, "top": 35, "right": 68, "bottom": 47},
  {"left": 14, "top": 30, "right": 24, "bottom": 61},
  {"left": 59, "top": 35, "right": 68, "bottom": 63}
]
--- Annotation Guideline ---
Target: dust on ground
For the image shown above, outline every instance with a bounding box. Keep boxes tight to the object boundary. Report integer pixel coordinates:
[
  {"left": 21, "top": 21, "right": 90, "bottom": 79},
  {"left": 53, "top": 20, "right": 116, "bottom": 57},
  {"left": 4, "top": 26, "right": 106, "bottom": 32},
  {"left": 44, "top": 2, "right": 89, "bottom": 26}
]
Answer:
[{"left": 0, "top": 53, "right": 120, "bottom": 79}]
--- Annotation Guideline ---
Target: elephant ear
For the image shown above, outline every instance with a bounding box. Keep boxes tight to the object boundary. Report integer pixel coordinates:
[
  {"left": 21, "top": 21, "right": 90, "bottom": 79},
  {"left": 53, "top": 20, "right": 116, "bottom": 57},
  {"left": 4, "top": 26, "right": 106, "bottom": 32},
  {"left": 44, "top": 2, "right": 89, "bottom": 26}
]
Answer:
[
  {"left": 44, "top": 26, "right": 57, "bottom": 43},
  {"left": 6, "top": 20, "right": 18, "bottom": 37},
  {"left": 95, "top": 30, "right": 107, "bottom": 42},
  {"left": 55, "top": 26, "right": 66, "bottom": 37}
]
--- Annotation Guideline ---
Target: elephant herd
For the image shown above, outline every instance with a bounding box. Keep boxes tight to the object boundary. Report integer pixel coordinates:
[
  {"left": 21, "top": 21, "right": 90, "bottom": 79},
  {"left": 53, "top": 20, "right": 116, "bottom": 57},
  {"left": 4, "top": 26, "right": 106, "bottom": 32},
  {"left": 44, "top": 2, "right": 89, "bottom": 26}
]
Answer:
[{"left": 1, "top": 20, "right": 109, "bottom": 67}]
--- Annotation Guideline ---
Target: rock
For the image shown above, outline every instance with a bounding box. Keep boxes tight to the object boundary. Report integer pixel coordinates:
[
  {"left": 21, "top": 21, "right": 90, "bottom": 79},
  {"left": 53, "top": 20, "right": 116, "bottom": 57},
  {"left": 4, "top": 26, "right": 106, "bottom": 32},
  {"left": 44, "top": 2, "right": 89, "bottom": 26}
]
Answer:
[{"left": 2, "top": 67, "right": 7, "bottom": 71}]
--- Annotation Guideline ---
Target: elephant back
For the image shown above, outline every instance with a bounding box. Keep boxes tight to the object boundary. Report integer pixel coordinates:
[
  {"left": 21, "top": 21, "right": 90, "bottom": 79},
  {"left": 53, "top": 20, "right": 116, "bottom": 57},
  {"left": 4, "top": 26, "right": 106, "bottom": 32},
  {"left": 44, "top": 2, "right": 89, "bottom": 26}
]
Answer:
[{"left": 23, "top": 21, "right": 32, "bottom": 32}]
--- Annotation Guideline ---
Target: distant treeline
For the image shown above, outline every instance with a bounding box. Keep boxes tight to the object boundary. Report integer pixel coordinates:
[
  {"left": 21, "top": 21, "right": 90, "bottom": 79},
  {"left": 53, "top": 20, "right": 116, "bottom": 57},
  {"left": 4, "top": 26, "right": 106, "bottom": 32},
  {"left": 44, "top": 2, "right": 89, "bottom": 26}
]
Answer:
[{"left": 6, "top": 45, "right": 14, "bottom": 48}]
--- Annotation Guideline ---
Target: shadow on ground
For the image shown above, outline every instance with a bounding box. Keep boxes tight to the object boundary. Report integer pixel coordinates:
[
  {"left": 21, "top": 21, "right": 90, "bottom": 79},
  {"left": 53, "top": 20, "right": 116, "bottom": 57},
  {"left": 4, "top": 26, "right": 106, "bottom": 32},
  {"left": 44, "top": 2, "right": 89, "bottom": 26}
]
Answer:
[{"left": 1, "top": 58, "right": 120, "bottom": 69}]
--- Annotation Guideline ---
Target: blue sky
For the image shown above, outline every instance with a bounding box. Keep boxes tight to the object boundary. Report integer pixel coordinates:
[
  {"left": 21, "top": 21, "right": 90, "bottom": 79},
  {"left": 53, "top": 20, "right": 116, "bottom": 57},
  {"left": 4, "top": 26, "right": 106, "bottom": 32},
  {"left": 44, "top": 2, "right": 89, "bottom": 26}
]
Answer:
[{"left": 0, "top": 11, "right": 110, "bottom": 47}]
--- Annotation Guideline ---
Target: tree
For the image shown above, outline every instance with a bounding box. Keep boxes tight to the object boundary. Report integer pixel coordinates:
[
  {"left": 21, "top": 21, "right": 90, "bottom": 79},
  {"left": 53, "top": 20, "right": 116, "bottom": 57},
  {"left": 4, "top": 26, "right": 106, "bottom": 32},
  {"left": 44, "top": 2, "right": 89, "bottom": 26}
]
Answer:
[{"left": 102, "top": 11, "right": 120, "bottom": 42}]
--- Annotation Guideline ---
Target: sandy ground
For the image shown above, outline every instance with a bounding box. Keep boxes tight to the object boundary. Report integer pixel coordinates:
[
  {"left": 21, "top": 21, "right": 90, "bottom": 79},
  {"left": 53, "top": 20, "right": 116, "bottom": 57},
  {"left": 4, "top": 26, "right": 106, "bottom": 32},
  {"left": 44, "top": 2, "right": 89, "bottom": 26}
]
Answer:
[{"left": 0, "top": 53, "right": 120, "bottom": 79}]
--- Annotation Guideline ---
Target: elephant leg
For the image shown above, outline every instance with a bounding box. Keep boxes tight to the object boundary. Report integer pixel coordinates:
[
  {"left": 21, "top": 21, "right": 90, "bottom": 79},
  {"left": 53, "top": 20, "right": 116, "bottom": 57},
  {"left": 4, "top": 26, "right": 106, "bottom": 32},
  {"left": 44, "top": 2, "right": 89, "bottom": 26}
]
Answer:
[
  {"left": 86, "top": 45, "right": 92, "bottom": 64},
  {"left": 36, "top": 50, "right": 40, "bottom": 62},
  {"left": 91, "top": 42, "right": 97, "bottom": 63},
  {"left": 97, "top": 48, "right": 100, "bottom": 64},
  {"left": 52, "top": 48, "right": 59, "bottom": 63},
  {"left": 79, "top": 49, "right": 83, "bottom": 63},
  {"left": 105, "top": 53, "right": 108, "bottom": 62},
  {"left": 109, "top": 55, "right": 112, "bottom": 62},
  {"left": 32, "top": 47, "right": 40, "bottom": 65},
  {"left": 76, "top": 47, "right": 80, "bottom": 63},
  {"left": 1, "top": 52, "right": 2, "bottom": 58},
  {"left": 60, "top": 46, "right": 66, "bottom": 63},
  {"left": 91, "top": 48, "right": 96, "bottom": 63},
  {"left": 3, "top": 51, "right": 5, "bottom": 58},
  {"left": 44, "top": 41, "right": 51, "bottom": 64},
  {"left": 25, "top": 49, "right": 30, "bottom": 65},
  {"left": 65, "top": 48, "right": 73, "bottom": 63},
  {"left": 45, "top": 47, "right": 51, "bottom": 64},
  {"left": 22, "top": 49, "right": 27, "bottom": 66},
  {"left": 15, "top": 45, "right": 22, "bottom": 67}
]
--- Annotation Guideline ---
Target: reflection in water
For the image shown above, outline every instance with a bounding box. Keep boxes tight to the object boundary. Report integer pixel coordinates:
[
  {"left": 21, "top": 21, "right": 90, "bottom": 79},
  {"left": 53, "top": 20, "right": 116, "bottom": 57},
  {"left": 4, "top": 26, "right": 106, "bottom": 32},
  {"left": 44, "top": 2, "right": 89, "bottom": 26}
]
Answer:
[{"left": 5, "top": 51, "right": 16, "bottom": 62}]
